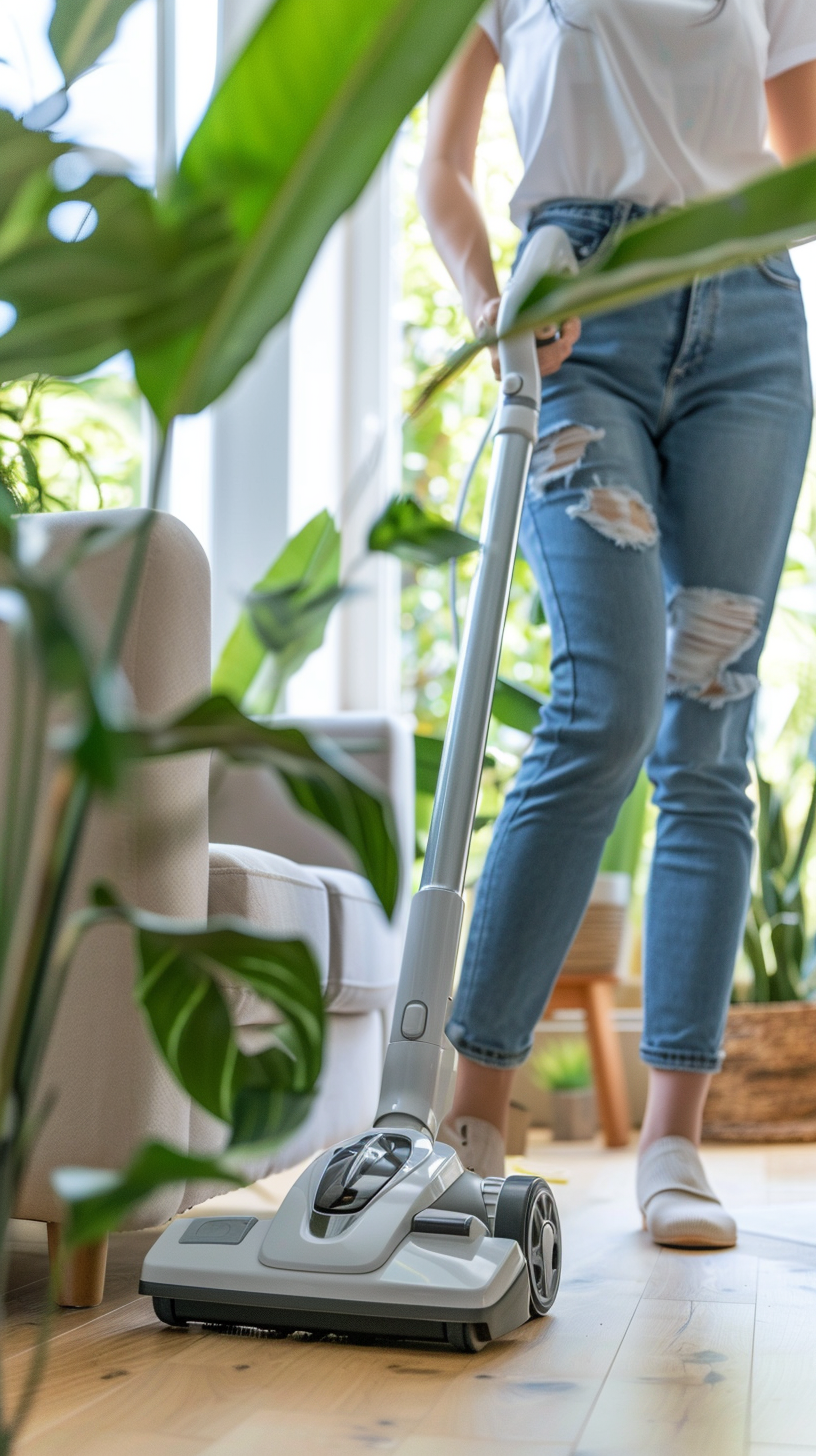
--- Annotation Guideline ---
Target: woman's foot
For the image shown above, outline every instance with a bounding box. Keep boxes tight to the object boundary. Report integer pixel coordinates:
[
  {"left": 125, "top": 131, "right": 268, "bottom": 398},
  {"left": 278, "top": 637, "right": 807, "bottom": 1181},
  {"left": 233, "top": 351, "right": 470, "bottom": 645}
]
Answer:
[
  {"left": 637, "top": 1135, "right": 737, "bottom": 1249},
  {"left": 438, "top": 1113, "right": 505, "bottom": 1178}
]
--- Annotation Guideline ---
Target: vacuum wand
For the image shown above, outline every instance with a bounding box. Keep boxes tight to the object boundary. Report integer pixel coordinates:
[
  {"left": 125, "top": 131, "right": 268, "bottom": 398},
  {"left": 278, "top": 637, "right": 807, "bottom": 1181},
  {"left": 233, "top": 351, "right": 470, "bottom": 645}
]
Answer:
[{"left": 376, "top": 227, "right": 579, "bottom": 1137}]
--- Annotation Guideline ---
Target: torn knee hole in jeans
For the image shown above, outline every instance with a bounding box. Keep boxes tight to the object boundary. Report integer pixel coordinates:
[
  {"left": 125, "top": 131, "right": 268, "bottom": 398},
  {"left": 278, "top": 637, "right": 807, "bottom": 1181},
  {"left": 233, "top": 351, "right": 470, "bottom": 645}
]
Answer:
[
  {"left": 567, "top": 481, "right": 659, "bottom": 550},
  {"left": 531, "top": 423, "right": 606, "bottom": 487},
  {"left": 667, "top": 587, "right": 762, "bottom": 708}
]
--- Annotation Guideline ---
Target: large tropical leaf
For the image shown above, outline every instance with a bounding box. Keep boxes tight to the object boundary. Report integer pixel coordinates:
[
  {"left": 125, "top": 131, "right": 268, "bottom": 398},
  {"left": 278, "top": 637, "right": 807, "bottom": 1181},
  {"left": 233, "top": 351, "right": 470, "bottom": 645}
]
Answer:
[
  {"left": 0, "top": 115, "right": 69, "bottom": 248},
  {"left": 369, "top": 495, "right": 479, "bottom": 565},
  {"left": 49, "top": 0, "right": 138, "bottom": 87},
  {"left": 90, "top": 890, "right": 324, "bottom": 1137},
  {"left": 0, "top": 112, "right": 238, "bottom": 383},
  {"left": 53, "top": 877, "right": 327, "bottom": 1250},
  {"left": 117, "top": 695, "right": 400, "bottom": 917},
  {"left": 213, "top": 510, "right": 342, "bottom": 710},
  {"left": 135, "top": 0, "right": 487, "bottom": 422},
  {"left": 514, "top": 156, "right": 816, "bottom": 332},
  {"left": 414, "top": 154, "right": 816, "bottom": 410}
]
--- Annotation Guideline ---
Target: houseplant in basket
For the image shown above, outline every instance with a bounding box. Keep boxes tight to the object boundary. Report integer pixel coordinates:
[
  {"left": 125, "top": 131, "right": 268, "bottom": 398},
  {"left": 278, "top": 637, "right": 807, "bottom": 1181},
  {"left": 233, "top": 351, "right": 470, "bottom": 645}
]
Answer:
[
  {"left": 703, "top": 758, "right": 816, "bottom": 1142},
  {"left": 530, "top": 1039, "right": 597, "bottom": 1141}
]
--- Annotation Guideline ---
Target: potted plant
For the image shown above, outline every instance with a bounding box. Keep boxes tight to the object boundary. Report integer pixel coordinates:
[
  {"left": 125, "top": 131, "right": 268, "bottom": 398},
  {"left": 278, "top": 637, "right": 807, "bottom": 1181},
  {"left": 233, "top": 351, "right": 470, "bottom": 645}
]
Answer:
[
  {"left": 529, "top": 1039, "right": 597, "bottom": 1141},
  {"left": 703, "top": 758, "right": 816, "bottom": 1142}
]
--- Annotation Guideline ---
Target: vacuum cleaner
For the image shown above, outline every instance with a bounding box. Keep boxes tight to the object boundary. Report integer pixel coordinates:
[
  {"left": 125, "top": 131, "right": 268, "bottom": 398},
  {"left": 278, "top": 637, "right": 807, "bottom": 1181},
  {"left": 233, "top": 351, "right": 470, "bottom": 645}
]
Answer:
[{"left": 140, "top": 225, "right": 579, "bottom": 1352}]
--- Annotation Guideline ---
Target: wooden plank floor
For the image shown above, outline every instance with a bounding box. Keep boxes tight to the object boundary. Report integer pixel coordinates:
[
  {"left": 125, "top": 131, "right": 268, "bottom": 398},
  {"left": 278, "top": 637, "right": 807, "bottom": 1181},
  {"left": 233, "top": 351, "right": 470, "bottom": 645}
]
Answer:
[{"left": 4, "top": 1134, "right": 816, "bottom": 1455}]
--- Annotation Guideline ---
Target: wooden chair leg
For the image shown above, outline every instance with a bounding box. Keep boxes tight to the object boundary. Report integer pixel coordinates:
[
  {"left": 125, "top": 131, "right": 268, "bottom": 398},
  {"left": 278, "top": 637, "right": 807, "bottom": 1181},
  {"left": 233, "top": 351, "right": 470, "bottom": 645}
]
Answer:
[
  {"left": 584, "top": 979, "right": 631, "bottom": 1148},
  {"left": 46, "top": 1223, "right": 108, "bottom": 1309}
]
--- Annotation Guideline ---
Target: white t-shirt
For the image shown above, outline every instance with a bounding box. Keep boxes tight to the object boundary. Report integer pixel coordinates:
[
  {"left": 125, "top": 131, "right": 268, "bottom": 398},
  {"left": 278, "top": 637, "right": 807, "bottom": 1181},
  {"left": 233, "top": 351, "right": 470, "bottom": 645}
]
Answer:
[{"left": 478, "top": 0, "right": 816, "bottom": 225}]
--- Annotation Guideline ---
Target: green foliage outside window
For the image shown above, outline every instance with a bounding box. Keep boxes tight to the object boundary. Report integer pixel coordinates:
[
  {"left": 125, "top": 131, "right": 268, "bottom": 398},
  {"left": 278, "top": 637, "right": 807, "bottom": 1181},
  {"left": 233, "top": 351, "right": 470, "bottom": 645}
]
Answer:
[{"left": 0, "top": 373, "right": 140, "bottom": 515}]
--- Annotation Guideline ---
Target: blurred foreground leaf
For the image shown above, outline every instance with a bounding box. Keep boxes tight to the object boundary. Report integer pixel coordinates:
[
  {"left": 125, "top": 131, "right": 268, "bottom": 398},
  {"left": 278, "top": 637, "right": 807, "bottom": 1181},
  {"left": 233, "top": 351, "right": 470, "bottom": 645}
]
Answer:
[
  {"left": 413, "top": 155, "right": 816, "bottom": 412},
  {"left": 55, "top": 1144, "right": 242, "bottom": 1250},
  {"left": 117, "top": 695, "right": 400, "bottom": 917}
]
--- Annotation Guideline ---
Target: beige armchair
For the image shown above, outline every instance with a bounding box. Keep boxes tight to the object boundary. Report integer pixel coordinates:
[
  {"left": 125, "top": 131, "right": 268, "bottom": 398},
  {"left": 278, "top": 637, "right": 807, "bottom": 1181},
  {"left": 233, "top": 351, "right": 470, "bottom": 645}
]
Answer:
[{"left": 2, "top": 509, "right": 413, "bottom": 1306}]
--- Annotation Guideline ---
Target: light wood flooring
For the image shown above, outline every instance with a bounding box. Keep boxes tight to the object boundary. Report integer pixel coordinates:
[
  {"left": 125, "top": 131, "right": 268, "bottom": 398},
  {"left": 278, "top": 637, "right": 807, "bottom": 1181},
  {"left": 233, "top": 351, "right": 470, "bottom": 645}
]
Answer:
[{"left": 5, "top": 1133, "right": 816, "bottom": 1455}]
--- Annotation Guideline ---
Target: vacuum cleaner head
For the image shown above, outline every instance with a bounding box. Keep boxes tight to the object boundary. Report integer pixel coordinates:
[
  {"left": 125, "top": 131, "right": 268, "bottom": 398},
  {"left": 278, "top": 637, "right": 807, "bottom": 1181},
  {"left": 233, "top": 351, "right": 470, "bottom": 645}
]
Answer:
[{"left": 141, "top": 1129, "right": 561, "bottom": 1352}]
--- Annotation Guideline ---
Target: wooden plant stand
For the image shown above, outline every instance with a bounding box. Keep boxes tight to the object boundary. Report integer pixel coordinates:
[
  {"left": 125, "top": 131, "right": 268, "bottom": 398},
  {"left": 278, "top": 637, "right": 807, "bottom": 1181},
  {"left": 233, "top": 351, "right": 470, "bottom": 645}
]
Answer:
[{"left": 547, "top": 975, "right": 631, "bottom": 1149}]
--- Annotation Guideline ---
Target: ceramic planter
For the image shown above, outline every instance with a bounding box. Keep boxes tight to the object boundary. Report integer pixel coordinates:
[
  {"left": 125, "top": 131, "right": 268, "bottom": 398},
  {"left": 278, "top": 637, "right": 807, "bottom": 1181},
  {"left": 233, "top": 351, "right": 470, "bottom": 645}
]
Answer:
[
  {"left": 551, "top": 1087, "right": 597, "bottom": 1141},
  {"left": 703, "top": 1002, "right": 816, "bottom": 1142}
]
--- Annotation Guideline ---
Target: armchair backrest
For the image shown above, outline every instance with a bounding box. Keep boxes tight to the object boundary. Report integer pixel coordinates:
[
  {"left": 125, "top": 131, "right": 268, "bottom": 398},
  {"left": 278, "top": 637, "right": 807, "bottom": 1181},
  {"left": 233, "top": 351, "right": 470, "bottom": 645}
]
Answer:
[{"left": 2, "top": 509, "right": 212, "bottom": 1226}]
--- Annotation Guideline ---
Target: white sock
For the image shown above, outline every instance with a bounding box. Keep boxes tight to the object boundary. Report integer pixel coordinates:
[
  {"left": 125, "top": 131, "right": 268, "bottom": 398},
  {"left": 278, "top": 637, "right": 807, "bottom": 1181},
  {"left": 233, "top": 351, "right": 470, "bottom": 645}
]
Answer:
[{"left": 438, "top": 1114, "right": 505, "bottom": 1179}]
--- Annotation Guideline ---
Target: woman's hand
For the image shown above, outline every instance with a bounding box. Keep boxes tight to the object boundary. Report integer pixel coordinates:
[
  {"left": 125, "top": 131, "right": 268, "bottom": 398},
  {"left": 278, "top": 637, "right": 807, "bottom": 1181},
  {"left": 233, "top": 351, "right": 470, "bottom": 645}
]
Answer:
[{"left": 476, "top": 296, "right": 582, "bottom": 379}]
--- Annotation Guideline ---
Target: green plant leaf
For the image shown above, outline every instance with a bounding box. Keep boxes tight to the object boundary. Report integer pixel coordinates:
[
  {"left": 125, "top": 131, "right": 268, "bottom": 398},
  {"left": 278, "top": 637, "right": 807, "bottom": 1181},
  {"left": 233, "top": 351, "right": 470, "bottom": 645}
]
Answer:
[
  {"left": 787, "top": 769, "right": 816, "bottom": 892},
  {"left": 91, "top": 886, "right": 324, "bottom": 1134},
  {"left": 0, "top": 112, "right": 238, "bottom": 383},
  {"left": 530, "top": 1038, "right": 592, "bottom": 1091},
  {"left": 491, "top": 676, "right": 546, "bottom": 735},
  {"left": 0, "top": 480, "right": 15, "bottom": 554},
  {"left": 369, "top": 495, "right": 479, "bottom": 565},
  {"left": 600, "top": 772, "right": 650, "bottom": 880},
  {"left": 414, "top": 154, "right": 816, "bottom": 412},
  {"left": 415, "top": 733, "right": 444, "bottom": 797},
  {"left": 54, "top": 1143, "right": 241, "bottom": 1250},
  {"left": 246, "top": 584, "right": 348, "bottom": 714},
  {"left": 213, "top": 511, "right": 342, "bottom": 710},
  {"left": 743, "top": 910, "right": 771, "bottom": 1003},
  {"left": 49, "top": 0, "right": 138, "bottom": 87},
  {"left": 117, "top": 695, "right": 399, "bottom": 918},
  {"left": 136, "top": 0, "right": 486, "bottom": 423},
  {"left": 769, "top": 912, "right": 804, "bottom": 1001},
  {"left": 414, "top": 731, "right": 495, "bottom": 798},
  {"left": 512, "top": 157, "right": 816, "bottom": 335}
]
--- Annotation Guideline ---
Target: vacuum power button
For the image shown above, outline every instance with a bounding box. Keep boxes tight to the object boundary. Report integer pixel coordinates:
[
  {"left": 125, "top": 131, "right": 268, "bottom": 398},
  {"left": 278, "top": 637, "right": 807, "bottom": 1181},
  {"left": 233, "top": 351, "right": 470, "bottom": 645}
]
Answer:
[{"left": 401, "top": 1001, "right": 428, "bottom": 1039}]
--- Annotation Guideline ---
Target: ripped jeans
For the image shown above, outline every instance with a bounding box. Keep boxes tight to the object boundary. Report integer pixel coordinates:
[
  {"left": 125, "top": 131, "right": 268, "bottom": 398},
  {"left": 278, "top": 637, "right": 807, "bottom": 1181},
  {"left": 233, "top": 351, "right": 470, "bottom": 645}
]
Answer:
[{"left": 447, "top": 197, "right": 813, "bottom": 1074}]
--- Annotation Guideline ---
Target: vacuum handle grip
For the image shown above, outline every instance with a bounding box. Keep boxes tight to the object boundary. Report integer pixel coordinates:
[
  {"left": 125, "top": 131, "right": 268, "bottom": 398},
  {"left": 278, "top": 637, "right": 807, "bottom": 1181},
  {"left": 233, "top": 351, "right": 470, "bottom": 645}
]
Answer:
[{"left": 496, "top": 225, "right": 579, "bottom": 441}]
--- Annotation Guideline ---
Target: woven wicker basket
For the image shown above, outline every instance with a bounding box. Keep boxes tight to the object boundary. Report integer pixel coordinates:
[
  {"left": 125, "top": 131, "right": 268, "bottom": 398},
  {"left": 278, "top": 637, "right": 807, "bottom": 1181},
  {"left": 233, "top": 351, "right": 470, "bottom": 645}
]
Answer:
[
  {"left": 703, "top": 1002, "right": 816, "bottom": 1142},
  {"left": 560, "top": 872, "right": 630, "bottom": 978}
]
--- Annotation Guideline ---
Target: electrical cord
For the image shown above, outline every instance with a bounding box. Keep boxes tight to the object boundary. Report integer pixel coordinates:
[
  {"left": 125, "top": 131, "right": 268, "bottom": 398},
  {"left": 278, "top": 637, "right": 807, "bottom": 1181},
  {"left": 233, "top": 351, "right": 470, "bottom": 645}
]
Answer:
[{"left": 449, "top": 404, "right": 497, "bottom": 654}]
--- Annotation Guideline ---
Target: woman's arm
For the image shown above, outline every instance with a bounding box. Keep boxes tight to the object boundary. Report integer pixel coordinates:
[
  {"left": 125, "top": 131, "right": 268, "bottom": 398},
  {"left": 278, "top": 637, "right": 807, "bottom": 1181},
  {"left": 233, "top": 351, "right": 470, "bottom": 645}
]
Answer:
[
  {"left": 418, "top": 28, "right": 580, "bottom": 376},
  {"left": 766, "top": 59, "right": 816, "bottom": 164},
  {"left": 418, "top": 28, "right": 500, "bottom": 331}
]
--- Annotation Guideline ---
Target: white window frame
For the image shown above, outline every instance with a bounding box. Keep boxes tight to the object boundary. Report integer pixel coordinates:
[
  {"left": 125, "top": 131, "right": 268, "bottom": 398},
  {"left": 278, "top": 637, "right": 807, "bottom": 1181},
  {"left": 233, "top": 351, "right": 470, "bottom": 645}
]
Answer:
[{"left": 200, "top": 0, "right": 402, "bottom": 713}]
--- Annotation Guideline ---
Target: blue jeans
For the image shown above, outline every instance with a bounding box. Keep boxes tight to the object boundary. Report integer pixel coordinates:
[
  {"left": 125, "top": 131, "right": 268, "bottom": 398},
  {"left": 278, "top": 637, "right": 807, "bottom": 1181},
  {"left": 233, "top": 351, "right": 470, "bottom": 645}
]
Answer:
[{"left": 447, "top": 198, "right": 813, "bottom": 1074}]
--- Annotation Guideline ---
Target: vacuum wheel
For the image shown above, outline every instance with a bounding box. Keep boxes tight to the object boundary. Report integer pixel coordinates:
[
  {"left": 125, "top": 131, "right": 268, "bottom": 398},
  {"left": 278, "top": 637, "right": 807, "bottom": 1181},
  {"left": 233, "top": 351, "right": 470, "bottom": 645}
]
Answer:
[
  {"left": 494, "top": 1175, "right": 561, "bottom": 1317},
  {"left": 447, "top": 1322, "right": 489, "bottom": 1353},
  {"left": 153, "top": 1297, "right": 188, "bottom": 1328}
]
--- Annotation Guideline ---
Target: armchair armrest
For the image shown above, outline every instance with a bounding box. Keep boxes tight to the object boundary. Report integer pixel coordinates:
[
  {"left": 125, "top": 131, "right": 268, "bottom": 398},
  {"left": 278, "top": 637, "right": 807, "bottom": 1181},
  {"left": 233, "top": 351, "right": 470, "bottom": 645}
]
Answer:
[{"left": 208, "top": 713, "right": 415, "bottom": 926}]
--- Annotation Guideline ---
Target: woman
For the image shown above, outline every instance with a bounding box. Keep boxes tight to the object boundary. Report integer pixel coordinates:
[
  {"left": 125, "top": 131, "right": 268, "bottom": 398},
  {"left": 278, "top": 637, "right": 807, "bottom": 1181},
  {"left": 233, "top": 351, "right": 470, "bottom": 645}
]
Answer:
[{"left": 422, "top": 0, "right": 816, "bottom": 1247}]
